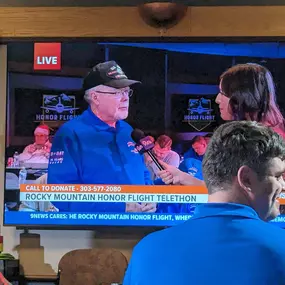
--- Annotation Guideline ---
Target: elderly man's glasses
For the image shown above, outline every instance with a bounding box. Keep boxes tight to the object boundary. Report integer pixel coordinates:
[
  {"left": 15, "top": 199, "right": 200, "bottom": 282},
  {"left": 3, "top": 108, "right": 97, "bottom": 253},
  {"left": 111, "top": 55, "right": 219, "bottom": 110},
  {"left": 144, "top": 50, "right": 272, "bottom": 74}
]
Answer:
[{"left": 96, "top": 89, "right": 133, "bottom": 98}]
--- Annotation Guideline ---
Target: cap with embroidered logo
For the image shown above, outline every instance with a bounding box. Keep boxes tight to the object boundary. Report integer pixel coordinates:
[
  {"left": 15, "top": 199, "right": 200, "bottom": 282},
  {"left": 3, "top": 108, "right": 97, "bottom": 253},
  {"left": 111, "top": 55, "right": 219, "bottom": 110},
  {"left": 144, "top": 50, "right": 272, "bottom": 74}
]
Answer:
[{"left": 83, "top": 60, "right": 141, "bottom": 91}]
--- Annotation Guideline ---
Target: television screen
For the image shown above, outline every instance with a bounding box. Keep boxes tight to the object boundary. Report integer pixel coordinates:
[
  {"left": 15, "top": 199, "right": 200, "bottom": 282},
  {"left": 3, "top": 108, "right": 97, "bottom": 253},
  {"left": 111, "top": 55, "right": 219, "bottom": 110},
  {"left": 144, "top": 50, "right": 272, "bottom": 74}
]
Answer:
[{"left": 3, "top": 41, "right": 285, "bottom": 228}]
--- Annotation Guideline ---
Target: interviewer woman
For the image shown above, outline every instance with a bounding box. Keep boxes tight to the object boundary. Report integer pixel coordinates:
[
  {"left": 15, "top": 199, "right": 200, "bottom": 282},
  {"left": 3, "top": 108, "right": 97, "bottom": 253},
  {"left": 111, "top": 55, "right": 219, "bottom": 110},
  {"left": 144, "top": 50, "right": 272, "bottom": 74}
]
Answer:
[{"left": 159, "top": 63, "right": 285, "bottom": 185}]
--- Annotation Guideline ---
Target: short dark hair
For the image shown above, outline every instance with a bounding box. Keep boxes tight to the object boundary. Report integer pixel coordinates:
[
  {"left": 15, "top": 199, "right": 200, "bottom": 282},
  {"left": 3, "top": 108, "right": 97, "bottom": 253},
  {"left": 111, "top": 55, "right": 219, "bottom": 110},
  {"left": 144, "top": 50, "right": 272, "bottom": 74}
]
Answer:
[
  {"left": 202, "top": 121, "right": 285, "bottom": 194},
  {"left": 192, "top": 135, "right": 206, "bottom": 145}
]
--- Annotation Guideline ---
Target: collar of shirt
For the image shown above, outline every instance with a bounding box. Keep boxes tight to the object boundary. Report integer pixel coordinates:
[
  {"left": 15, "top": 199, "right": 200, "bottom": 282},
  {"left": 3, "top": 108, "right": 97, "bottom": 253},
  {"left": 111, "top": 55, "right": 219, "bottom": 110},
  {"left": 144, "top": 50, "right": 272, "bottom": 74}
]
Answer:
[
  {"left": 192, "top": 203, "right": 260, "bottom": 221},
  {"left": 84, "top": 107, "right": 122, "bottom": 132}
]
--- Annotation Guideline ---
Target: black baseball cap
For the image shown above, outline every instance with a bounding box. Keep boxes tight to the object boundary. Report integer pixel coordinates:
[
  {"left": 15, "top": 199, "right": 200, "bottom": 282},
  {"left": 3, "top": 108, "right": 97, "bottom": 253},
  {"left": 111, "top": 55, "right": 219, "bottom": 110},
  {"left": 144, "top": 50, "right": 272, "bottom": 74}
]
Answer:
[{"left": 83, "top": 60, "right": 141, "bottom": 91}]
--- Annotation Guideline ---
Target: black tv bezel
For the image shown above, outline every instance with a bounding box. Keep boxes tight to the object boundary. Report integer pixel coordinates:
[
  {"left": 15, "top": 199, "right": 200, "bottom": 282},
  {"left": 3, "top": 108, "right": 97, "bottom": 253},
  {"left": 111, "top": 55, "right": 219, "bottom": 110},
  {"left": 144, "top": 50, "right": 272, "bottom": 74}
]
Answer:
[{"left": 2, "top": 36, "right": 285, "bottom": 232}]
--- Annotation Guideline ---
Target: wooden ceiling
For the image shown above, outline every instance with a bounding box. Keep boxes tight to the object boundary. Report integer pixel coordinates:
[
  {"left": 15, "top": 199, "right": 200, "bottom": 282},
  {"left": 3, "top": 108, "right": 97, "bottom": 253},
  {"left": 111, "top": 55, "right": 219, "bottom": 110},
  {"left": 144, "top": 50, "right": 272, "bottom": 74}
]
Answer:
[{"left": 0, "top": 0, "right": 285, "bottom": 6}]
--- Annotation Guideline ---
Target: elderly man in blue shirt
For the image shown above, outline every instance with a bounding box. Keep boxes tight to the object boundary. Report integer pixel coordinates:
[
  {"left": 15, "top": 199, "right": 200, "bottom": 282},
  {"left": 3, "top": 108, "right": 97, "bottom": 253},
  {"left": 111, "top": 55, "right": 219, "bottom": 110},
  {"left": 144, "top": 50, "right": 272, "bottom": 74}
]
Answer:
[
  {"left": 124, "top": 121, "right": 285, "bottom": 285},
  {"left": 47, "top": 61, "right": 156, "bottom": 213}
]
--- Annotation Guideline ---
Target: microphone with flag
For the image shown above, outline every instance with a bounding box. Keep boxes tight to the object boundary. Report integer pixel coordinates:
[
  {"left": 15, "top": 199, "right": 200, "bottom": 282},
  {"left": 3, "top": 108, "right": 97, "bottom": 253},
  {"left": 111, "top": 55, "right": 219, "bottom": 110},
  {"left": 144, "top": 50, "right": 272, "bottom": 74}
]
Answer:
[{"left": 131, "top": 128, "right": 164, "bottom": 171}]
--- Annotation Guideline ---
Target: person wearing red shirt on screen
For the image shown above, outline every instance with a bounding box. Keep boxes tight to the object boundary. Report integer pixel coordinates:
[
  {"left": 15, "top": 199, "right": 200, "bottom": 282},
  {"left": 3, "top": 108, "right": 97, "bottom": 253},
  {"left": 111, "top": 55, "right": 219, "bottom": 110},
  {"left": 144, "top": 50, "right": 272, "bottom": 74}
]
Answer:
[
  {"left": 145, "top": 135, "right": 180, "bottom": 181},
  {"left": 158, "top": 63, "right": 285, "bottom": 186}
]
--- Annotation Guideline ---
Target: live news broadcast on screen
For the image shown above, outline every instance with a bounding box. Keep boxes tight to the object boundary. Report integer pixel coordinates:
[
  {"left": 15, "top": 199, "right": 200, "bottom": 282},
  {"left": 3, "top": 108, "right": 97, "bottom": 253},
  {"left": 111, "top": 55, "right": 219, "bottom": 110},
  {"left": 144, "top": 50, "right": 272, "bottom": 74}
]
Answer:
[{"left": 3, "top": 41, "right": 285, "bottom": 228}]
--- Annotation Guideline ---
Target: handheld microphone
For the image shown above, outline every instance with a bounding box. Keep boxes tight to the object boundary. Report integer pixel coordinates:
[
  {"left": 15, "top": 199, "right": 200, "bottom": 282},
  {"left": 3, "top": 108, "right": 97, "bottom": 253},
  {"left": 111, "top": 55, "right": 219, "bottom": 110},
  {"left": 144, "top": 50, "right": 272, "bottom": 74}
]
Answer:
[{"left": 131, "top": 129, "right": 164, "bottom": 171}]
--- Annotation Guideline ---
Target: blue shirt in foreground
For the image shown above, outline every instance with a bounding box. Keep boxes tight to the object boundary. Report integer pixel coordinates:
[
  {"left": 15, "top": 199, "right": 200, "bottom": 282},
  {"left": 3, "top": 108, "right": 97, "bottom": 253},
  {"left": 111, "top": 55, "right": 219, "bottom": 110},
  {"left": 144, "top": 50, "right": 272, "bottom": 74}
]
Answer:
[
  {"left": 124, "top": 203, "right": 285, "bottom": 285},
  {"left": 47, "top": 107, "right": 152, "bottom": 212}
]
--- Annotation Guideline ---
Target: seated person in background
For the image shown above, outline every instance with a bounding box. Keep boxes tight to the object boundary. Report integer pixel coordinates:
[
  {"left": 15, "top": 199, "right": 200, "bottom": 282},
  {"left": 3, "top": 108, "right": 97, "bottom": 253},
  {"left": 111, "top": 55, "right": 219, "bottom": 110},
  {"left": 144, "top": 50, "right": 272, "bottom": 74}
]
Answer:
[
  {"left": 179, "top": 157, "right": 203, "bottom": 181},
  {"left": 157, "top": 135, "right": 209, "bottom": 187},
  {"left": 179, "top": 135, "right": 209, "bottom": 180},
  {"left": 183, "top": 135, "right": 208, "bottom": 162},
  {"left": 175, "top": 137, "right": 209, "bottom": 214},
  {"left": 151, "top": 135, "right": 184, "bottom": 214},
  {"left": 145, "top": 135, "right": 180, "bottom": 181},
  {"left": 19, "top": 124, "right": 51, "bottom": 165},
  {"left": 19, "top": 173, "right": 58, "bottom": 212}
]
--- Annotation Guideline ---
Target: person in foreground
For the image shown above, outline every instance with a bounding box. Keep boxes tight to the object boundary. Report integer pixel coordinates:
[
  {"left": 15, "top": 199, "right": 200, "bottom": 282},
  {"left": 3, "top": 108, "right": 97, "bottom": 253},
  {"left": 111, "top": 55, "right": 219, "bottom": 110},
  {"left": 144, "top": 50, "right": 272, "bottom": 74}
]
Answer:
[{"left": 123, "top": 120, "right": 285, "bottom": 285}]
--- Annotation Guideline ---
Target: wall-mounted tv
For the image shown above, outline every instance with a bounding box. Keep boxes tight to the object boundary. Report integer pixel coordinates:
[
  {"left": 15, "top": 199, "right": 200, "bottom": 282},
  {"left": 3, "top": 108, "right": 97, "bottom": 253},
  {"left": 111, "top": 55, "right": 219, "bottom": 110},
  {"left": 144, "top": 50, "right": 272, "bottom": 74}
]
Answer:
[{"left": 3, "top": 40, "right": 285, "bottom": 228}]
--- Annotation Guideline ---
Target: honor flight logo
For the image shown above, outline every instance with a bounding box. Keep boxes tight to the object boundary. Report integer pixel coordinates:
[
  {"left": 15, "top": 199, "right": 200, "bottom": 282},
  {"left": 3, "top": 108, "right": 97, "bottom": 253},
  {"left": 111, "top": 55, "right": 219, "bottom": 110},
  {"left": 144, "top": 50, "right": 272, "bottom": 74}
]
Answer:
[
  {"left": 183, "top": 97, "right": 216, "bottom": 131},
  {"left": 35, "top": 93, "right": 79, "bottom": 122}
]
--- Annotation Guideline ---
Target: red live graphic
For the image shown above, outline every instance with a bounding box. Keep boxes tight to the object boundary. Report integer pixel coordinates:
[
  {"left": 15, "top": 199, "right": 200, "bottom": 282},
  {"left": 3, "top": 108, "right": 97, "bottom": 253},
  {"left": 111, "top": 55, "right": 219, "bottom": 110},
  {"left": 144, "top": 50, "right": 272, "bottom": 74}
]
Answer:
[{"left": 33, "top": 43, "right": 61, "bottom": 70}]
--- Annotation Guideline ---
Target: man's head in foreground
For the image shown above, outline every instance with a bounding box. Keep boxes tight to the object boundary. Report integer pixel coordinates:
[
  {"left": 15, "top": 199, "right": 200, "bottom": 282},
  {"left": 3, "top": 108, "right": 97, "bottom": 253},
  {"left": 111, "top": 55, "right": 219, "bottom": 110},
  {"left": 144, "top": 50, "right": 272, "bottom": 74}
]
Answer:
[{"left": 202, "top": 120, "right": 285, "bottom": 221}]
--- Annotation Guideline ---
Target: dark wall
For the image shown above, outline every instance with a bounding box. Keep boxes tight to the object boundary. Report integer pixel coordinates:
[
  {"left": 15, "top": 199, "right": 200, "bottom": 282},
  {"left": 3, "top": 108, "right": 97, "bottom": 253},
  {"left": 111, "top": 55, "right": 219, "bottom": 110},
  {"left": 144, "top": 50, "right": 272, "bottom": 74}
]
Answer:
[
  {"left": 109, "top": 46, "right": 166, "bottom": 134},
  {"left": 168, "top": 51, "right": 233, "bottom": 85}
]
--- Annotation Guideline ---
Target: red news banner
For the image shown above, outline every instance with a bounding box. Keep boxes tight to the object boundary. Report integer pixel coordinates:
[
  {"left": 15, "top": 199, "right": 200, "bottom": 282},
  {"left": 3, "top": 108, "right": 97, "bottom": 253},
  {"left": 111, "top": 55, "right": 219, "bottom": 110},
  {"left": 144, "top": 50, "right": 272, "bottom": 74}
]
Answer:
[{"left": 19, "top": 184, "right": 285, "bottom": 205}]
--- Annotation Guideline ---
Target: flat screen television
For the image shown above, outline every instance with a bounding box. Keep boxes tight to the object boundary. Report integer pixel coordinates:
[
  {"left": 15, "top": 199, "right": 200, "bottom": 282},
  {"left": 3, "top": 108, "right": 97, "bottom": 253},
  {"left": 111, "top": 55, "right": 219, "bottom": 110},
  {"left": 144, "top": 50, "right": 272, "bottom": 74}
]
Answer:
[{"left": 3, "top": 40, "right": 285, "bottom": 228}]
